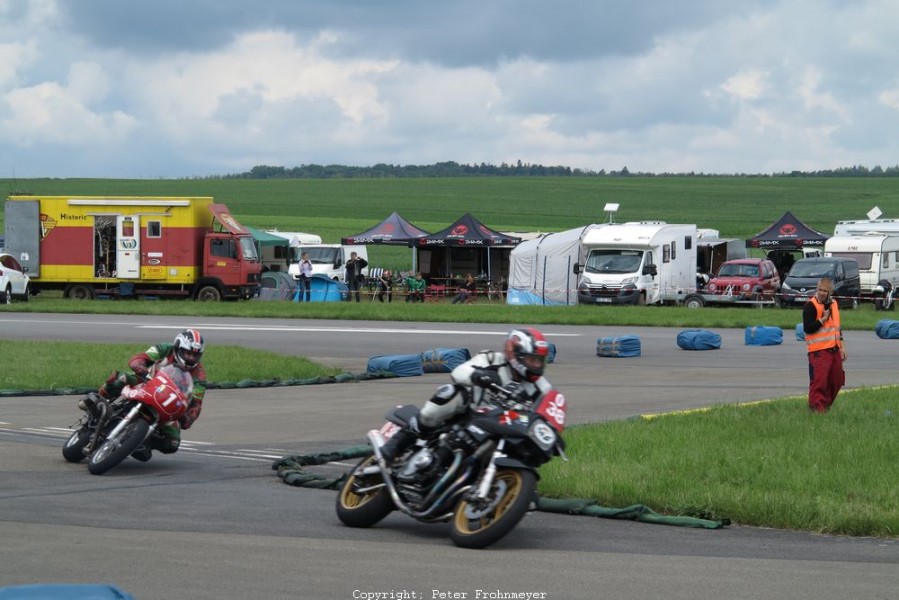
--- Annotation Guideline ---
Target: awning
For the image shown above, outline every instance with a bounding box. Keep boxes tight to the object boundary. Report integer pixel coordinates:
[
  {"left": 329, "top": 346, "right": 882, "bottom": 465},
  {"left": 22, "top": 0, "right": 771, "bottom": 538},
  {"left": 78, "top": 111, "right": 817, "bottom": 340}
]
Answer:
[{"left": 246, "top": 226, "right": 289, "bottom": 247}]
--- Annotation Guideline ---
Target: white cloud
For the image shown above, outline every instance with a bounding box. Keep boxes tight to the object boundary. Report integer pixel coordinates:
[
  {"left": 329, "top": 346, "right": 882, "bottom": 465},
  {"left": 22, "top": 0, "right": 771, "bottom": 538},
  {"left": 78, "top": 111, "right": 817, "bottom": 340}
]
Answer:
[
  {"left": 0, "top": 0, "right": 898, "bottom": 177},
  {"left": 1, "top": 61, "right": 136, "bottom": 146}
]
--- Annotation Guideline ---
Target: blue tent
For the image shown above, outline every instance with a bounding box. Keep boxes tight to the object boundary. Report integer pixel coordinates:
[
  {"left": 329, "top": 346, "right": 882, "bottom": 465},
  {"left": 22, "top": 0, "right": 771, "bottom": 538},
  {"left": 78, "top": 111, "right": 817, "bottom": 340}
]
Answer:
[{"left": 294, "top": 274, "right": 348, "bottom": 302}]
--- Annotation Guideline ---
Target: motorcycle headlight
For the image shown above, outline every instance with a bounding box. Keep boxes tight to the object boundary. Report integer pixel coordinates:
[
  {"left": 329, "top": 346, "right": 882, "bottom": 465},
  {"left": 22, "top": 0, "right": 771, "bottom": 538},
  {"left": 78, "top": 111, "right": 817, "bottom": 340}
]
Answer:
[{"left": 529, "top": 420, "right": 557, "bottom": 451}]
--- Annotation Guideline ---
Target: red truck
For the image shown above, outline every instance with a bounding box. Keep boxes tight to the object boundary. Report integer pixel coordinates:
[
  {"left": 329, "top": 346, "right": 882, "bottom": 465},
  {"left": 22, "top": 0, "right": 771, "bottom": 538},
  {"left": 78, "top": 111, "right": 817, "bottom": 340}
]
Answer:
[{"left": 3, "top": 195, "right": 261, "bottom": 300}]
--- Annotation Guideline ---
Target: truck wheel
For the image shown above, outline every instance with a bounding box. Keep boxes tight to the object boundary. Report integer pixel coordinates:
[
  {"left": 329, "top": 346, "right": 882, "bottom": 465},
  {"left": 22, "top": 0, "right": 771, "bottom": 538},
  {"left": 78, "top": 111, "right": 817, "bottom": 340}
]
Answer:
[
  {"left": 684, "top": 294, "right": 705, "bottom": 309},
  {"left": 195, "top": 285, "right": 222, "bottom": 301},
  {"left": 65, "top": 284, "right": 95, "bottom": 300}
]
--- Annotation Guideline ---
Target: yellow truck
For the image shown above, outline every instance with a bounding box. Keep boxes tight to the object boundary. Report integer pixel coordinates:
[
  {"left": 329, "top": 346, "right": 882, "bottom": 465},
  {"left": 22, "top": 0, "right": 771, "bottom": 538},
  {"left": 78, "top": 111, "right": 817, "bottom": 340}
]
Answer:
[{"left": 3, "top": 195, "right": 261, "bottom": 300}]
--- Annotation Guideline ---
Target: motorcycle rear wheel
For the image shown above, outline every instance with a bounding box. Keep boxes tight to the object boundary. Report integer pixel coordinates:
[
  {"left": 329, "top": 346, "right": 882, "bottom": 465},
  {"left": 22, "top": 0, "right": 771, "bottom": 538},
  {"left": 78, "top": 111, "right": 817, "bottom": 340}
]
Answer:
[
  {"left": 336, "top": 456, "right": 394, "bottom": 527},
  {"left": 88, "top": 419, "right": 150, "bottom": 475},
  {"left": 62, "top": 428, "right": 92, "bottom": 463},
  {"left": 449, "top": 468, "right": 536, "bottom": 549}
]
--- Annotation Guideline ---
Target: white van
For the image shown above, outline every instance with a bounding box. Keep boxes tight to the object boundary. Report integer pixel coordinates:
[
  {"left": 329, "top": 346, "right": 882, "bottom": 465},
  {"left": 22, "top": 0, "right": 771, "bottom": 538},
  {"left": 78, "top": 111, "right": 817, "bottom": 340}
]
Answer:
[
  {"left": 824, "top": 233, "right": 899, "bottom": 295},
  {"left": 288, "top": 244, "right": 369, "bottom": 282},
  {"left": 259, "top": 231, "right": 322, "bottom": 272}
]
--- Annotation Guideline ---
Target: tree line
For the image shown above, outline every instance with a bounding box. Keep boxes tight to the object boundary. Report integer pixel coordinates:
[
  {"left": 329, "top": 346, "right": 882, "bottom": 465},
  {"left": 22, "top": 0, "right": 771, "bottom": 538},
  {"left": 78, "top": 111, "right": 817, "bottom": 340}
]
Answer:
[{"left": 219, "top": 161, "right": 899, "bottom": 179}]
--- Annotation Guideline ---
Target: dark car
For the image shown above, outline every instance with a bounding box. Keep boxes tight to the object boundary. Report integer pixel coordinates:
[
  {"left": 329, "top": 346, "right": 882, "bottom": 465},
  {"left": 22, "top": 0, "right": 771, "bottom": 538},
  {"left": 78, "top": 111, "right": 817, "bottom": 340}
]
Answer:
[
  {"left": 706, "top": 258, "right": 781, "bottom": 301},
  {"left": 779, "top": 257, "right": 861, "bottom": 309}
]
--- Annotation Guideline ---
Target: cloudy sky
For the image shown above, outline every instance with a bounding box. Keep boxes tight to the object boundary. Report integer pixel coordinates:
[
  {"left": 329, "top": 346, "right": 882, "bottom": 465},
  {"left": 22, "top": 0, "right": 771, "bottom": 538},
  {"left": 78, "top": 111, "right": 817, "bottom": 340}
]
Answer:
[{"left": 1, "top": 0, "right": 897, "bottom": 178}]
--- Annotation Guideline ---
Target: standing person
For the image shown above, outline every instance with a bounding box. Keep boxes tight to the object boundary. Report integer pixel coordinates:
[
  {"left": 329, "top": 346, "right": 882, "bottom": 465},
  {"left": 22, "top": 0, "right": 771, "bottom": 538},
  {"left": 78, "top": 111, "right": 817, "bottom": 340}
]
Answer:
[
  {"left": 802, "top": 277, "right": 847, "bottom": 412},
  {"left": 451, "top": 273, "right": 477, "bottom": 304},
  {"left": 380, "top": 328, "right": 556, "bottom": 460},
  {"left": 296, "top": 252, "right": 313, "bottom": 302},
  {"left": 345, "top": 251, "right": 368, "bottom": 302},
  {"left": 405, "top": 272, "right": 425, "bottom": 303},
  {"left": 376, "top": 269, "right": 393, "bottom": 302},
  {"left": 80, "top": 329, "right": 207, "bottom": 461}
]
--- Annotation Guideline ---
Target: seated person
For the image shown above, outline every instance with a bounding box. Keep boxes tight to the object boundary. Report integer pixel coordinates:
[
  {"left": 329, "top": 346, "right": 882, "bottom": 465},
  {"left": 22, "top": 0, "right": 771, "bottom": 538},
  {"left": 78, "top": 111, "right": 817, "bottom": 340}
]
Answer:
[
  {"left": 405, "top": 272, "right": 426, "bottom": 302},
  {"left": 451, "top": 273, "right": 477, "bottom": 304}
]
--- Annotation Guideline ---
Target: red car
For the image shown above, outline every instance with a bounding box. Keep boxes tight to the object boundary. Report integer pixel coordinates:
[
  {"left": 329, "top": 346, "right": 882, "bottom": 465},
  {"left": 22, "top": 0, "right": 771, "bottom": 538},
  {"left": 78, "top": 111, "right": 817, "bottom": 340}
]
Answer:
[{"left": 707, "top": 258, "right": 781, "bottom": 300}]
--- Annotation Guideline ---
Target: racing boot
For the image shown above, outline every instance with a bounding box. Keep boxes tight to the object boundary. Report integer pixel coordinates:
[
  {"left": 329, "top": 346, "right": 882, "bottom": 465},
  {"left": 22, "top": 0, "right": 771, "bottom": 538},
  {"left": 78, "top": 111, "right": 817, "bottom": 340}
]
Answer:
[
  {"left": 378, "top": 428, "right": 417, "bottom": 463},
  {"left": 77, "top": 392, "right": 103, "bottom": 418},
  {"left": 131, "top": 446, "right": 153, "bottom": 462}
]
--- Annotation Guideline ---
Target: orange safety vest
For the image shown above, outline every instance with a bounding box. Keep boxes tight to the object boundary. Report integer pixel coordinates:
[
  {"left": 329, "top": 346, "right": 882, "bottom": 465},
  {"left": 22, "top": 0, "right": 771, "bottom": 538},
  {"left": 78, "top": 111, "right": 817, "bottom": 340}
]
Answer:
[{"left": 805, "top": 297, "right": 841, "bottom": 353}]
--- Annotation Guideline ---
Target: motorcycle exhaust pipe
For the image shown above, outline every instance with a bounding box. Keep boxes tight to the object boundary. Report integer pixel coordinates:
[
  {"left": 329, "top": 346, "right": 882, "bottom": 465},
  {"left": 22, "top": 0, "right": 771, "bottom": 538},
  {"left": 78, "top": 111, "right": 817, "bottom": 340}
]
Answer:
[{"left": 367, "top": 430, "right": 472, "bottom": 520}]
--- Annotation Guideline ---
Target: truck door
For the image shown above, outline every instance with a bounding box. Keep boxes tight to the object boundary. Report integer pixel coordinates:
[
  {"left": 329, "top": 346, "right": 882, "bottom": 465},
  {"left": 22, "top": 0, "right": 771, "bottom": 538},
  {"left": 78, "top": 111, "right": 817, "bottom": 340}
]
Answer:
[
  {"left": 205, "top": 234, "right": 240, "bottom": 281},
  {"left": 3, "top": 200, "right": 40, "bottom": 277},
  {"left": 116, "top": 215, "right": 140, "bottom": 279}
]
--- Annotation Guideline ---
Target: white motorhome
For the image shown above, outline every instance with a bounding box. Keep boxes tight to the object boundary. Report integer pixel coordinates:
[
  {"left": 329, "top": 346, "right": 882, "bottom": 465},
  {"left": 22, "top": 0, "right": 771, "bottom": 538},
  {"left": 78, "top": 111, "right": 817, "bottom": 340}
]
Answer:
[
  {"left": 824, "top": 233, "right": 899, "bottom": 295},
  {"left": 579, "top": 222, "right": 697, "bottom": 305},
  {"left": 833, "top": 218, "right": 899, "bottom": 236},
  {"left": 288, "top": 243, "right": 368, "bottom": 282}
]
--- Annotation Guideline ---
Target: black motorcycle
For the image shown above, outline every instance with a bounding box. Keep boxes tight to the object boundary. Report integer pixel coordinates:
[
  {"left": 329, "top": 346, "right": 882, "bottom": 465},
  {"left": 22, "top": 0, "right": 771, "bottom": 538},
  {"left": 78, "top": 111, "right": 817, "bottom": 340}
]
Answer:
[
  {"left": 872, "top": 279, "right": 895, "bottom": 311},
  {"left": 336, "top": 382, "right": 568, "bottom": 549}
]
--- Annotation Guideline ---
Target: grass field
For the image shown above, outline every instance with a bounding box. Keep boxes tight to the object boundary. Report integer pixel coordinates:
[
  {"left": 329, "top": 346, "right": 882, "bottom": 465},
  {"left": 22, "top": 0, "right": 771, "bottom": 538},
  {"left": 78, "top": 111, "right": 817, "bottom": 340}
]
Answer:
[{"left": 4, "top": 176, "right": 898, "bottom": 271}]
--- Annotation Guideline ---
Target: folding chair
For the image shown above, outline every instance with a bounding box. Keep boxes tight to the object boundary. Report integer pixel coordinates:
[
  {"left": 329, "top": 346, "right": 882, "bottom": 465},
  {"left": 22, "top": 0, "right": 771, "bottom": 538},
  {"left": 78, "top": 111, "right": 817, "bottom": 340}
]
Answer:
[{"left": 424, "top": 284, "right": 447, "bottom": 302}]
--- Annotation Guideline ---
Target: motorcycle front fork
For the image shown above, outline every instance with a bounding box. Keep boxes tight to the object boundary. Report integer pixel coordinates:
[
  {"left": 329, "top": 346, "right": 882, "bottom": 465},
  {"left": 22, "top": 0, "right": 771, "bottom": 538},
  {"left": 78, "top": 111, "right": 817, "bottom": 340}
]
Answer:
[
  {"left": 475, "top": 440, "right": 505, "bottom": 499},
  {"left": 105, "top": 404, "right": 157, "bottom": 444}
]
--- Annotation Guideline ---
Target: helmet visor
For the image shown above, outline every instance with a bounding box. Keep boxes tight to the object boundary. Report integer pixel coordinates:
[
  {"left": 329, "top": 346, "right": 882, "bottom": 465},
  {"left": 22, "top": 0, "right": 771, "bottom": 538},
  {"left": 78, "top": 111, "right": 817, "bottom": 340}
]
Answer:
[
  {"left": 179, "top": 349, "right": 202, "bottom": 368},
  {"left": 520, "top": 353, "right": 546, "bottom": 374}
]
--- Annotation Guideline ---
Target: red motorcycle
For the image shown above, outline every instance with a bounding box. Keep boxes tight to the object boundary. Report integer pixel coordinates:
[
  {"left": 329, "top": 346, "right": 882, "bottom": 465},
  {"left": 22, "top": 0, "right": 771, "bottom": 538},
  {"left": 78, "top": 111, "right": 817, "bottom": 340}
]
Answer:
[
  {"left": 337, "top": 382, "right": 567, "bottom": 548},
  {"left": 62, "top": 363, "right": 193, "bottom": 475}
]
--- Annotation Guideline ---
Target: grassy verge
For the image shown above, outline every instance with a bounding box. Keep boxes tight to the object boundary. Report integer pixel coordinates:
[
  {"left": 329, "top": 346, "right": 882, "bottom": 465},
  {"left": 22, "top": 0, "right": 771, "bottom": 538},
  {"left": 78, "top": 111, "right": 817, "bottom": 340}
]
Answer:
[
  {"left": 1, "top": 294, "right": 893, "bottom": 331},
  {"left": 0, "top": 341, "right": 342, "bottom": 391},
  {"left": 538, "top": 389, "right": 899, "bottom": 538}
]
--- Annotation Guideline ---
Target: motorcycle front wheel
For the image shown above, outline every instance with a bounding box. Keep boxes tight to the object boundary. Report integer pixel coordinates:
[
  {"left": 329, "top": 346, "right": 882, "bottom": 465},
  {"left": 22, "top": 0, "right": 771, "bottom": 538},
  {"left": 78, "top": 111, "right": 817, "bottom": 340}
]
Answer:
[
  {"left": 62, "top": 428, "right": 92, "bottom": 463},
  {"left": 336, "top": 455, "right": 395, "bottom": 527},
  {"left": 88, "top": 418, "right": 150, "bottom": 475},
  {"left": 449, "top": 468, "right": 536, "bottom": 549}
]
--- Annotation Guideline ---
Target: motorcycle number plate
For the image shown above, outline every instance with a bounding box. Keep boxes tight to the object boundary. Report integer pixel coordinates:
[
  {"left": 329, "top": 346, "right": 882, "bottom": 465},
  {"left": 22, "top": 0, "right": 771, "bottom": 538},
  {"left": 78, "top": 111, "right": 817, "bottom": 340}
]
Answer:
[
  {"left": 379, "top": 421, "right": 400, "bottom": 439},
  {"left": 536, "top": 390, "right": 567, "bottom": 431}
]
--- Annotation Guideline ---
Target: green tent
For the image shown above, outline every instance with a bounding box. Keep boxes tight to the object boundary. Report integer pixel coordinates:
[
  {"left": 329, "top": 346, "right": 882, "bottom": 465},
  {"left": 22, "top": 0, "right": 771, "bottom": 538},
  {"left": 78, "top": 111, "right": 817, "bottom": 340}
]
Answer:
[{"left": 246, "top": 226, "right": 288, "bottom": 247}]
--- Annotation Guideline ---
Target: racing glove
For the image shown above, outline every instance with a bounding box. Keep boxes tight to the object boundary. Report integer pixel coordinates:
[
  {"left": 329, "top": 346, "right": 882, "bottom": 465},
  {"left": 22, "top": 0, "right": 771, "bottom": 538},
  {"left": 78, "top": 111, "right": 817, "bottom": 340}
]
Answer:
[
  {"left": 471, "top": 369, "right": 501, "bottom": 388},
  {"left": 180, "top": 399, "right": 202, "bottom": 430}
]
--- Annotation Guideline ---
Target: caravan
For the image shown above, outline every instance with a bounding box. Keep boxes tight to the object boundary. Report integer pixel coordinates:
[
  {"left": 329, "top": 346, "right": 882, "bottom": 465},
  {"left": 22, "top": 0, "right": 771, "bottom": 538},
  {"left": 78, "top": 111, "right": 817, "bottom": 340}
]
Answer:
[
  {"left": 824, "top": 233, "right": 899, "bottom": 295},
  {"left": 507, "top": 221, "right": 697, "bottom": 306}
]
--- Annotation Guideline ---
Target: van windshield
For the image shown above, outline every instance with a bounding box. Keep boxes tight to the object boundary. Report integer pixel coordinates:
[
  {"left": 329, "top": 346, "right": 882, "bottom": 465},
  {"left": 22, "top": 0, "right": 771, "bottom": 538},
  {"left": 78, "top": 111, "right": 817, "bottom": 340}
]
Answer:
[
  {"left": 584, "top": 250, "right": 643, "bottom": 274},
  {"left": 829, "top": 252, "right": 872, "bottom": 270},
  {"left": 789, "top": 262, "right": 834, "bottom": 279},
  {"left": 300, "top": 247, "right": 340, "bottom": 265}
]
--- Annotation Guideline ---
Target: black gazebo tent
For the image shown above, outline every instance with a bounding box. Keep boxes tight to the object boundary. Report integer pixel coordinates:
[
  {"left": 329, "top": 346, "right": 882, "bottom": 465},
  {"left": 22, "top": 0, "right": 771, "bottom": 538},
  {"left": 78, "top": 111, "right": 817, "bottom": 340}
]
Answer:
[
  {"left": 746, "top": 211, "right": 830, "bottom": 251},
  {"left": 414, "top": 213, "right": 521, "bottom": 282},
  {"left": 747, "top": 211, "right": 830, "bottom": 277},
  {"left": 341, "top": 212, "right": 430, "bottom": 245}
]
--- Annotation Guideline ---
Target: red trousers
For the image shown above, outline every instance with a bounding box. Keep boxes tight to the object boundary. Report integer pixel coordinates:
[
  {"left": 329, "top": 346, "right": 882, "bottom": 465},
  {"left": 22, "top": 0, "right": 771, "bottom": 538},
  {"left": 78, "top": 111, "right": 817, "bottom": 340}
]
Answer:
[{"left": 807, "top": 348, "right": 845, "bottom": 412}]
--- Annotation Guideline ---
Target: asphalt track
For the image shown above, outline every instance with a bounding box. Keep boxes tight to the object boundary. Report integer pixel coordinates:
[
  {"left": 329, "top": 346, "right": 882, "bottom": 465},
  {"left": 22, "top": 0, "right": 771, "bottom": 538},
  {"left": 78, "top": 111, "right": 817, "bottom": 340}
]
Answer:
[{"left": 1, "top": 314, "right": 897, "bottom": 599}]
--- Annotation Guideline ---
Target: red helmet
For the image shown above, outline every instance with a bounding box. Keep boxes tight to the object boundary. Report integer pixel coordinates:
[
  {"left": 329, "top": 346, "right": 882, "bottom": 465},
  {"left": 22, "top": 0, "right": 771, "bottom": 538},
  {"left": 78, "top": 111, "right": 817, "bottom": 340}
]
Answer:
[
  {"left": 173, "top": 329, "right": 205, "bottom": 371},
  {"left": 504, "top": 328, "right": 549, "bottom": 382}
]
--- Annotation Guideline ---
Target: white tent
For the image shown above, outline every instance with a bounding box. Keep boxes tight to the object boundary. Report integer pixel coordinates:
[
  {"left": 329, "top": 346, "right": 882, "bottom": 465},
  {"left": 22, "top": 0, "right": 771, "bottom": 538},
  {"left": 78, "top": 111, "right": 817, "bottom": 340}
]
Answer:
[{"left": 507, "top": 224, "right": 603, "bottom": 305}]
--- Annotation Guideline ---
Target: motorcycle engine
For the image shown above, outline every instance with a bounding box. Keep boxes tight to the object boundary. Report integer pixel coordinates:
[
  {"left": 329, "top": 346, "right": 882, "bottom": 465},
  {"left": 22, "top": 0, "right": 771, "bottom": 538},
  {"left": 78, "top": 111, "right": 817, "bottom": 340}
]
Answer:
[{"left": 395, "top": 445, "right": 452, "bottom": 507}]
